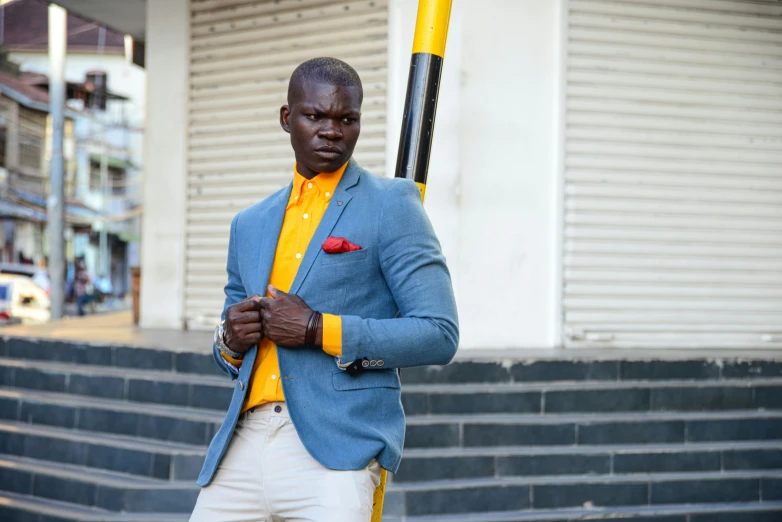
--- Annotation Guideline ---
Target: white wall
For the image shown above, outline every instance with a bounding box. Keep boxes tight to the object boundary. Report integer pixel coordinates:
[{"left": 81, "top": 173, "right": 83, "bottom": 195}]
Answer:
[
  {"left": 139, "top": 0, "right": 189, "bottom": 329},
  {"left": 387, "top": 0, "right": 564, "bottom": 349}
]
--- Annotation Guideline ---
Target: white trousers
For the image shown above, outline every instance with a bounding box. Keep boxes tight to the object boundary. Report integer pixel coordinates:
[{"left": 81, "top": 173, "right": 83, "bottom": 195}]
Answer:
[{"left": 189, "top": 402, "right": 381, "bottom": 522}]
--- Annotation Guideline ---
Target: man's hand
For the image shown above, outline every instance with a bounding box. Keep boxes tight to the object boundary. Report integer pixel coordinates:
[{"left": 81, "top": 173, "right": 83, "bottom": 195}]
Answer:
[
  {"left": 259, "top": 285, "right": 321, "bottom": 347},
  {"left": 224, "top": 295, "right": 264, "bottom": 354}
]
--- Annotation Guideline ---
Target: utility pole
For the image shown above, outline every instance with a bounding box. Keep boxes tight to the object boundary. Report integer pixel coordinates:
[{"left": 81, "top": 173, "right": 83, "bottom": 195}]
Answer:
[
  {"left": 47, "top": 3, "right": 67, "bottom": 320},
  {"left": 373, "top": 2, "right": 453, "bottom": 519},
  {"left": 394, "top": 0, "right": 452, "bottom": 202},
  {"left": 97, "top": 26, "right": 109, "bottom": 278}
]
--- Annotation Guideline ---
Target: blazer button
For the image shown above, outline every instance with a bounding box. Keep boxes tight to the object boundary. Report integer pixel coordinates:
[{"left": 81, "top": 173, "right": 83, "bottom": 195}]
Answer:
[
  {"left": 239, "top": 381, "right": 245, "bottom": 391},
  {"left": 369, "top": 360, "right": 377, "bottom": 367},
  {"left": 377, "top": 360, "right": 385, "bottom": 367},
  {"left": 361, "top": 360, "right": 370, "bottom": 368}
]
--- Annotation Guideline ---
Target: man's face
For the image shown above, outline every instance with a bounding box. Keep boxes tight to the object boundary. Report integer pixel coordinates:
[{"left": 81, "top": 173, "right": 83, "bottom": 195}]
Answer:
[{"left": 280, "top": 79, "right": 362, "bottom": 177}]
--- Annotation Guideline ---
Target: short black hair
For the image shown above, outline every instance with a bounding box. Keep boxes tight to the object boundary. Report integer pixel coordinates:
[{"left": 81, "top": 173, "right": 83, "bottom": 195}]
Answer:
[{"left": 288, "top": 57, "right": 363, "bottom": 104}]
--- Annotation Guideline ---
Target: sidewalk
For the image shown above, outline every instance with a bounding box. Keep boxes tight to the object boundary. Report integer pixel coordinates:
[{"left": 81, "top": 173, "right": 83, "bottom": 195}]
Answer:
[{"left": 0, "top": 311, "right": 213, "bottom": 353}]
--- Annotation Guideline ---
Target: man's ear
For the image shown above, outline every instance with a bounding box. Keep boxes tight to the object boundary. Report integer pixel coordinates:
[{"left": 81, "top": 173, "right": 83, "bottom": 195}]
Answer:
[{"left": 280, "top": 105, "right": 291, "bottom": 134}]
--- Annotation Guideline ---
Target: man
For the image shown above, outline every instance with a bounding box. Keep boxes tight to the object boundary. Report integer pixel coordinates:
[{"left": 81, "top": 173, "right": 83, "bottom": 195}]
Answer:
[
  {"left": 72, "top": 259, "right": 93, "bottom": 316},
  {"left": 190, "top": 57, "right": 458, "bottom": 522}
]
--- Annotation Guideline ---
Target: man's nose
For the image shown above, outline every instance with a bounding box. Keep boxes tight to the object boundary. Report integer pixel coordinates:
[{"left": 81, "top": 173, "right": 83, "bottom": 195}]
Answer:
[{"left": 318, "top": 120, "right": 342, "bottom": 140}]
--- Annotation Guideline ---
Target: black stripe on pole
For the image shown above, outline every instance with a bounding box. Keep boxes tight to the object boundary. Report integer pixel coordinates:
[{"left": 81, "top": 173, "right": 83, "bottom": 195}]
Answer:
[{"left": 394, "top": 52, "right": 444, "bottom": 186}]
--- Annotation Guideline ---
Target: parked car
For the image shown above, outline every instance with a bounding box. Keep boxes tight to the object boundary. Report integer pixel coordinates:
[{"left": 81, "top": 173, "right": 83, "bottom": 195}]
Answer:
[
  {"left": 0, "top": 274, "right": 51, "bottom": 325},
  {"left": 0, "top": 264, "right": 50, "bottom": 294}
]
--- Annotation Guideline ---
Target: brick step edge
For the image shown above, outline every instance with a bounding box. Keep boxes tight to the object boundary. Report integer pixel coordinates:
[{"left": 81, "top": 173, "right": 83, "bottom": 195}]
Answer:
[
  {"left": 382, "top": 498, "right": 782, "bottom": 522},
  {"left": 0, "top": 491, "right": 190, "bottom": 522},
  {"left": 4, "top": 337, "right": 782, "bottom": 381}
]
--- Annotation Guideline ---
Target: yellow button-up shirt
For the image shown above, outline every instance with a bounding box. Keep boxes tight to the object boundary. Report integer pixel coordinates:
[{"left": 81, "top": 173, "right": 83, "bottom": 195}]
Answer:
[{"left": 224, "top": 163, "right": 346, "bottom": 413}]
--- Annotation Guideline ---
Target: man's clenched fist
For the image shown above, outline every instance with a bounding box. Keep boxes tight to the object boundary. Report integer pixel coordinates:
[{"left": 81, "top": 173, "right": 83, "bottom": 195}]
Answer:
[
  {"left": 259, "top": 285, "right": 321, "bottom": 347},
  {"left": 223, "top": 295, "right": 264, "bottom": 353}
]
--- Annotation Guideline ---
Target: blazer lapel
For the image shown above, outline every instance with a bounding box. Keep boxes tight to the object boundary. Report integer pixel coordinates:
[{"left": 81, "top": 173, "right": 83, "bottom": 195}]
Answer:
[
  {"left": 289, "top": 160, "right": 361, "bottom": 295},
  {"left": 251, "top": 183, "right": 291, "bottom": 295}
]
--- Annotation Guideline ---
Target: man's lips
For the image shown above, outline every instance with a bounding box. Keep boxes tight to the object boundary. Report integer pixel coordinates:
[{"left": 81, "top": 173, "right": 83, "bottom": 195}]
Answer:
[{"left": 314, "top": 147, "right": 342, "bottom": 159}]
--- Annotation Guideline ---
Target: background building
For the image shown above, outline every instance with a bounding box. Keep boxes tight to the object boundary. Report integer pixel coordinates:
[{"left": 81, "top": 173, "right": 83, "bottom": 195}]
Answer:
[{"left": 2, "top": 0, "right": 144, "bottom": 298}]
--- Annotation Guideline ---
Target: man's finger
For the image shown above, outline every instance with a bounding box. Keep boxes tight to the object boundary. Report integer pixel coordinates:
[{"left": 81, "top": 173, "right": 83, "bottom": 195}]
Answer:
[
  {"left": 235, "top": 322, "right": 263, "bottom": 336},
  {"left": 267, "top": 285, "right": 288, "bottom": 299},
  {"left": 258, "top": 297, "right": 275, "bottom": 309},
  {"left": 232, "top": 297, "right": 260, "bottom": 312},
  {"left": 229, "top": 310, "right": 263, "bottom": 324}
]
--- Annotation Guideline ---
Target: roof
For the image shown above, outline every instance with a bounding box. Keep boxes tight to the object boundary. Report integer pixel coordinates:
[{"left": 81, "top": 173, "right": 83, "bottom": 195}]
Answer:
[
  {"left": 27, "top": 73, "right": 130, "bottom": 102},
  {"left": 10, "top": 189, "right": 101, "bottom": 226},
  {"left": 0, "top": 70, "right": 127, "bottom": 114},
  {"left": 0, "top": 71, "right": 50, "bottom": 112},
  {"left": 2, "top": 0, "right": 126, "bottom": 54},
  {"left": 0, "top": 197, "right": 48, "bottom": 221}
]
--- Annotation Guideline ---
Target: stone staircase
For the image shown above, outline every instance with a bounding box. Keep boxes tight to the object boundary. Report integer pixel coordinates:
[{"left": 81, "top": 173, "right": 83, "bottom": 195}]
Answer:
[{"left": 0, "top": 337, "right": 781, "bottom": 521}]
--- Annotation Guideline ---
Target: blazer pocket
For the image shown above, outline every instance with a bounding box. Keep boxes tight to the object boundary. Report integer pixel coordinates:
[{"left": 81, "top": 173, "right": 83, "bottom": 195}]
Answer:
[
  {"left": 332, "top": 369, "right": 400, "bottom": 391},
  {"left": 320, "top": 247, "right": 370, "bottom": 265}
]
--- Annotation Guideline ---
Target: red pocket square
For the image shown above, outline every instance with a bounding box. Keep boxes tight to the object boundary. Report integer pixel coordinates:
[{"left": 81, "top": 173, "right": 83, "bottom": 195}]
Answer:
[{"left": 322, "top": 236, "right": 362, "bottom": 254}]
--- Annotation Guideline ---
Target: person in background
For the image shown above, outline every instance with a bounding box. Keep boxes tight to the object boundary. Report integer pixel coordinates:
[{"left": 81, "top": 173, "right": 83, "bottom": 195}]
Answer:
[{"left": 73, "top": 259, "right": 93, "bottom": 316}]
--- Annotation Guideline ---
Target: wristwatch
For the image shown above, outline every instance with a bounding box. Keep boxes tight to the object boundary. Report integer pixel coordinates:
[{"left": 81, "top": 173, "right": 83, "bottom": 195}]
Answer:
[{"left": 215, "top": 320, "right": 244, "bottom": 359}]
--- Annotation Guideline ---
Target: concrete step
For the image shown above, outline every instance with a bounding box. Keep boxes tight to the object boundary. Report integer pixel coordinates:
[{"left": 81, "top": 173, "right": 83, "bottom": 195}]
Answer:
[
  {"left": 0, "top": 357, "right": 233, "bottom": 411},
  {"left": 0, "top": 386, "right": 222, "bottom": 446},
  {"left": 0, "top": 490, "right": 190, "bottom": 522},
  {"left": 5, "top": 385, "right": 782, "bottom": 452},
  {"left": 0, "top": 338, "right": 219, "bottom": 376},
  {"left": 401, "top": 379, "right": 782, "bottom": 415},
  {"left": 404, "top": 410, "right": 782, "bottom": 449},
  {"left": 382, "top": 500, "right": 782, "bottom": 522},
  {"left": 4, "top": 337, "right": 782, "bottom": 382},
  {"left": 8, "top": 357, "right": 782, "bottom": 416},
  {"left": 0, "top": 454, "right": 198, "bottom": 514},
  {"left": 393, "top": 440, "right": 782, "bottom": 483},
  {"left": 0, "top": 420, "right": 205, "bottom": 481},
  {"left": 385, "top": 470, "right": 782, "bottom": 516}
]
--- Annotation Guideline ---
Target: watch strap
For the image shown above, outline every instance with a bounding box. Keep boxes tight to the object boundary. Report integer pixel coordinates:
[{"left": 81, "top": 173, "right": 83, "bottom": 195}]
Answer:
[{"left": 215, "top": 322, "right": 244, "bottom": 359}]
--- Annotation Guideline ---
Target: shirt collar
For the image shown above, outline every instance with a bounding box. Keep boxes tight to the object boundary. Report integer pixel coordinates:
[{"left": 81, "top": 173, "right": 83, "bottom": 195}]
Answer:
[{"left": 291, "top": 161, "right": 348, "bottom": 203}]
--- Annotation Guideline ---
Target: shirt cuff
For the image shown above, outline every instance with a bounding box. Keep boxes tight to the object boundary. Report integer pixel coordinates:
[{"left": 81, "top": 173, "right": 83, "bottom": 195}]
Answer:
[
  {"left": 321, "top": 314, "right": 342, "bottom": 357},
  {"left": 220, "top": 350, "right": 243, "bottom": 373}
]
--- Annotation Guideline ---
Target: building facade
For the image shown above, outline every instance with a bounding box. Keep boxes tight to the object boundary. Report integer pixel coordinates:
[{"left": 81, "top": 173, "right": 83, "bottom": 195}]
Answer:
[
  {"left": 4, "top": 0, "right": 145, "bottom": 297},
  {"left": 129, "top": 0, "right": 781, "bottom": 351}
]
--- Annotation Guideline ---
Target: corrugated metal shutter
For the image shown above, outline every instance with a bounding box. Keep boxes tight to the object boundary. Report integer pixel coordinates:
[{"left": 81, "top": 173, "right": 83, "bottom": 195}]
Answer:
[
  {"left": 185, "top": 0, "right": 388, "bottom": 328},
  {"left": 563, "top": 0, "right": 782, "bottom": 348}
]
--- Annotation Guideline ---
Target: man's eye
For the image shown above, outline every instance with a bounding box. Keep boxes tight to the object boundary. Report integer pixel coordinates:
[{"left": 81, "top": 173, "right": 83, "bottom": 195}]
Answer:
[
  {"left": 342, "top": 118, "right": 357, "bottom": 124},
  {"left": 306, "top": 114, "right": 318, "bottom": 120}
]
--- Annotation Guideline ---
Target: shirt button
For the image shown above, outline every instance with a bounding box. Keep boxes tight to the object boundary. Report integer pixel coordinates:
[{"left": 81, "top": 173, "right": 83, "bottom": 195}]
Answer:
[
  {"left": 295, "top": 196, "right": 299, "bottom": 200},
  {"left": 308, "top": 183, "right": 313, "bottom": 189},
  {"left": 295, "top": 253, "right": 302, "bottom": 259},
  {"left": 325, "top": 192, "right": 330, "bottom": 198},
  {"left": 271, "top": 374, "right": 277, "bottom": 380},
  {"left": 303, "top": 213, "right": 309, "bottom": 219}
]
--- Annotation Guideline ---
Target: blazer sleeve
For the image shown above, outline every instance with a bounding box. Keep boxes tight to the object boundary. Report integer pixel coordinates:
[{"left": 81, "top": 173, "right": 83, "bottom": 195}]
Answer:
[
  {"left": 339, "top": 179, "right": 459, "bottom": 369},
  {"left": 212, "top": 213, "right": 247, "bottom": 380}
]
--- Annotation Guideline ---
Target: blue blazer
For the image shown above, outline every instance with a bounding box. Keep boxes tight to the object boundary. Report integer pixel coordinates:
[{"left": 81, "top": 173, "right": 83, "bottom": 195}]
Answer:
[{"left": 197, "top": 159, "right": 459, "bottom": 487}]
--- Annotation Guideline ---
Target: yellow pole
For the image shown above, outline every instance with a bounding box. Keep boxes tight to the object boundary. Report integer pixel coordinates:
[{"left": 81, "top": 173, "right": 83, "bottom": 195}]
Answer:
[
  {"left": 394, "top": 0, "right": 452, "bottom": 197},
  {"left": 372, "top": 1, "right": 452, "bottom": 520}
]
